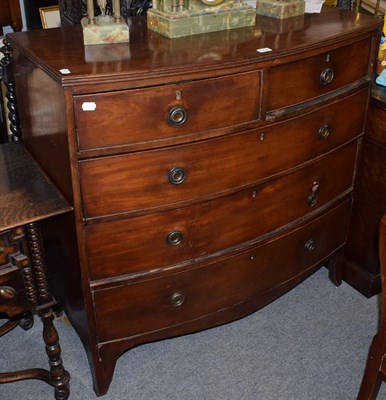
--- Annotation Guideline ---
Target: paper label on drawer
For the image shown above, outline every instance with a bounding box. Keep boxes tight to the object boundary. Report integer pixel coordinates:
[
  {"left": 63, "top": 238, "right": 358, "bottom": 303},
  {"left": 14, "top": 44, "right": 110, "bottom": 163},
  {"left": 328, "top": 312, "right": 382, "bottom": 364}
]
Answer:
[{"left": 82, "top": 102, "right": 97, "bottom": 111}]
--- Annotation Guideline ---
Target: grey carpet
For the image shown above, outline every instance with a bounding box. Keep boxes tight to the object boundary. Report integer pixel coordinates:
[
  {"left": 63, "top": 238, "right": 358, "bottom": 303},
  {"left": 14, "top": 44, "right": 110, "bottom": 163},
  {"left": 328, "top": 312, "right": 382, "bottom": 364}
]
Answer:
[{"left": 1, "top": 267, "right": 386, "bottom": 400}]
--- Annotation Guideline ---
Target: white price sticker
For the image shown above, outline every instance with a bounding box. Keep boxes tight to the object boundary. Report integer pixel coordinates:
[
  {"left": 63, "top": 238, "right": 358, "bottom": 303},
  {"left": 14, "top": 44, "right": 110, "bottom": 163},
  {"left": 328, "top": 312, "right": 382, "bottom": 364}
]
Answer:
[{"left": 82, "top": 102, "right": 97, "bottom": 111}]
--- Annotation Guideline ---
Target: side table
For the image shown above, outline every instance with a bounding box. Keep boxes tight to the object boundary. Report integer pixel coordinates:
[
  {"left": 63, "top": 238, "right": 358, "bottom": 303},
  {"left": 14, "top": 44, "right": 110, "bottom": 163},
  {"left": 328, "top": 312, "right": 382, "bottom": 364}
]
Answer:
[{"left": 0, "top": 142, "right": 72, "bottom": 399}]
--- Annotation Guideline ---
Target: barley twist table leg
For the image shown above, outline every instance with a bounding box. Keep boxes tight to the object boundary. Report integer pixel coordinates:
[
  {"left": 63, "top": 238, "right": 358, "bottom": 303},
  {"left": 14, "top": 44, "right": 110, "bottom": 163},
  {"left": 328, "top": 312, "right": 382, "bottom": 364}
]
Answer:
[{"left": 26, "top": 222, "right": 70, "bottom": 400}]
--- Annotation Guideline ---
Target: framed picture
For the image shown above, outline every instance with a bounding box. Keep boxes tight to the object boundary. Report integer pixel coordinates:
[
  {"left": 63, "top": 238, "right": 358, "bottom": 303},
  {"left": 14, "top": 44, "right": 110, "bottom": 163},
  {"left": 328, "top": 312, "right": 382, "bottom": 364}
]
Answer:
[{"left": 39, "top": 5, "right": 61, "bottom": 29}]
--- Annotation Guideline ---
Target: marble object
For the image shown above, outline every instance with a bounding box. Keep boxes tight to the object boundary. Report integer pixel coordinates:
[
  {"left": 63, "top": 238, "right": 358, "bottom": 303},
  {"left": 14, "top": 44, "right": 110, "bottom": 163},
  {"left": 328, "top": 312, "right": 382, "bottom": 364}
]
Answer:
[
  {"left": 147, "top": 0, "right": 256, "bottom": 38},
  {"left": 81, "top": 16, "right": 130, "bottom": 45},
  {"left": 256, "top": 0, "right": 305, "bottom": 19}
]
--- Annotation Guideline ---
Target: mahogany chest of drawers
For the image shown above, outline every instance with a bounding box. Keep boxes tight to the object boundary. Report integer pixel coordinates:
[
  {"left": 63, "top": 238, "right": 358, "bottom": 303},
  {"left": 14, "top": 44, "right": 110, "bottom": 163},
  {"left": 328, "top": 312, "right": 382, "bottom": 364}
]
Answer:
[{"left": 7, "top": 7, "right": 381, "bottom": 395}]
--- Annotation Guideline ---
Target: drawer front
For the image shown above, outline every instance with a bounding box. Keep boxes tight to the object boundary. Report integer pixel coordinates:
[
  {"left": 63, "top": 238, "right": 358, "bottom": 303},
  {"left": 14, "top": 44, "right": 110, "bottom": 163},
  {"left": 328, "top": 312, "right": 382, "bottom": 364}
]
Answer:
[
  {"left": 0, "top": 266, "right": 29, "bottom": 317},
  {"left": 267, "top": 38, "right": 371, "bottom": 112},
  {"left": 74, "top": 71, "right": 260, "bottom": 151},
  {"left": 0, "top": 228, "right": 25, "bottom": 266},
  {"left": 80, "top": 89, "right": 366, "bottom": 219},
  {"left": 86, "top": 142, "right": 357, "bottom": 280},
  {"left": 92, "top": 199, "right": 351, "bottom": 343}
]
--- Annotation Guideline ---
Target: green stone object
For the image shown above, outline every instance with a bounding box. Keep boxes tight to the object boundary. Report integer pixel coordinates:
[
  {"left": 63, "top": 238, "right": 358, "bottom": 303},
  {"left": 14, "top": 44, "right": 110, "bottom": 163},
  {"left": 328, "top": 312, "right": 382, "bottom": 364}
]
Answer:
[
  {"left": 81, "top": 16, "right": 130, "bottom": 46},
  {"left": 256, "top": 0, "right": 305, "bottom": 19},
  {"left": 147, "top": 0, "right": 256, "bottom": 38}
]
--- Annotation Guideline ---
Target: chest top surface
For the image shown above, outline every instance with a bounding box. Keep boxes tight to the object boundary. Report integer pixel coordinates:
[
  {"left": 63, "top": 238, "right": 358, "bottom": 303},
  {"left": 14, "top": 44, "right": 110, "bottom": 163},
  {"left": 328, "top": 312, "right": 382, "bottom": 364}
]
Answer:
[{"left": 6, "top": 7, "right": 382, "bottom": 87}]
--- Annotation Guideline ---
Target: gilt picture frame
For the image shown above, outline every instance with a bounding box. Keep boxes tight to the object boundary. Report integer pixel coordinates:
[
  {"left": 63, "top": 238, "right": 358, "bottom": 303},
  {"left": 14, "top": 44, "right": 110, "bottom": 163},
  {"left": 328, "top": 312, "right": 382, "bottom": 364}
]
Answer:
[{"left": 39, "top": 5, "right": 61, "bottom": 29}]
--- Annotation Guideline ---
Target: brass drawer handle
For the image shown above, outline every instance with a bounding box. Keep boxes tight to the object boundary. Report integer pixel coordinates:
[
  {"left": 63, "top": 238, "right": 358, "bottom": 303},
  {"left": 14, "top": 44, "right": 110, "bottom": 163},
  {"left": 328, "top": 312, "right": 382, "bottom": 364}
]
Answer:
[
  {"left": 307, "top": 181, "right": 320, "bottom": 207},
  {"left": 168, "top": 106, "right": 188, "bottom": 126},
  {"left": 318, "top": 124, "right": 331, "bottom": 140},
  {"left": 170, "top": 292, "right": 185, "bottom": 307},
  {"left": 320, "top": 67, "right": 334, "bottom": 85},
  {"left": 304, "top": 239, "right": 315, "bottom": 253},
  {"left": 168, "top": 167, "right": 186, "bottom": 185},
  {"left": 0, "top": 286, "right": 16, "bottom": 300},
  {"left": 166, "top": 230, "right": 183, "bottom": 246}
]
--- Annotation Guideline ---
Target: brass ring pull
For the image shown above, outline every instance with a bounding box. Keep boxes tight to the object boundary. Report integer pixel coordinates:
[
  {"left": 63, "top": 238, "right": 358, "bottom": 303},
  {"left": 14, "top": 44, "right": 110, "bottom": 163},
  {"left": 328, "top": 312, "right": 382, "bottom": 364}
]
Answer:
[
  {"left": 307, "top": 192, "right": 319, "bottom": 207},
  {"left": 320, "top": 67, "right": 334, "bottom": 85},
  {"left": 168, "top": 106, "right": 188, "bottom": 126},
  {"left": 318, "top": 124, "right": 331, "bottom": 140},
  {"left": 166, "top": 230, "right": 183, "bottom": 246},
  {"left": 307, "top": 181, "right": 320, "bottom": 207},
  {"left": 168, "top": 167, "right": 186, "bottom": 185},
  {"left": 304, "top": 239, "right": 315, "bottom": 253},
  {"left": 0, "top": 286, "right": 16, "bottom": 300},
  {"left": 170, "top": 292, "right": 185, "bottom": 307}
]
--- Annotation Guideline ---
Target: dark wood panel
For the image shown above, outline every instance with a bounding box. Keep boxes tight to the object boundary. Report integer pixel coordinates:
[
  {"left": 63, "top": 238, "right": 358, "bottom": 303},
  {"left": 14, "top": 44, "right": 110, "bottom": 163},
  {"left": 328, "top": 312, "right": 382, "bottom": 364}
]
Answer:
[
  {"left": 342, "top": 83, "right": 386, "bottom": 297},
  {"left": 0, "top": 0, "right": 22, "bottom": 34}
]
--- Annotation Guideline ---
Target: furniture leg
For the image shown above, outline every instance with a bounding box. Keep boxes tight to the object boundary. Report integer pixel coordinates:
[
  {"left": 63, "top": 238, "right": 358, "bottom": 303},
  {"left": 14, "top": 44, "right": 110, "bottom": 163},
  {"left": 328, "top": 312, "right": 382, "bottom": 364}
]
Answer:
[
  {"left": 26, "top": 222, "right": 70, "bottom": 399},
  {"left": 357, "top": 334, "right": 384, "bottom": 400}
]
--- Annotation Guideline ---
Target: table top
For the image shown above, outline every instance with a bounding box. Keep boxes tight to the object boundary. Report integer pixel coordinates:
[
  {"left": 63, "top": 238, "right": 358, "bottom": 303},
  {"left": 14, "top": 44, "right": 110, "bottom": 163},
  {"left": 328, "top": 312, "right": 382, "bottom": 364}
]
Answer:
[
  {"left": 6, "top": 7, "right": 382, "bottom": 89},
  {"left": 0, "top": 142, "right": 72, "bottom": 230}
]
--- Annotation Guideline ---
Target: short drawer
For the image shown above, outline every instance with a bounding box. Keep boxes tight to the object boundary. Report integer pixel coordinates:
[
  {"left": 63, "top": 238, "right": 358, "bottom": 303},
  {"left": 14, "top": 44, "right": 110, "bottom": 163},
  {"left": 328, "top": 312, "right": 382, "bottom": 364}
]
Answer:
[
  {"left": 92, "top": 199, "right": 351, "bottom": 343},
  {"left": 86, "top": 141, "right": 357, "bottom": 280},
  {"left": 74, "top": 71, "right": 260, "bottom": 152},
  {"left": 267, "top": 38, "right": 371, "bottom": 112},
  {"left": 79, "top": 89, "right": 366, "bottom": 219}
]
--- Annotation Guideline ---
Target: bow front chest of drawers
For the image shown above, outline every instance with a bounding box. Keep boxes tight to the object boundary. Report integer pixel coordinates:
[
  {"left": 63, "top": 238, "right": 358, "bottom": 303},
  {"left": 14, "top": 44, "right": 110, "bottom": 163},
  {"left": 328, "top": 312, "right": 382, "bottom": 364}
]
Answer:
[{"left": 6, "top": 8, "right": 381, "bottom": 395}]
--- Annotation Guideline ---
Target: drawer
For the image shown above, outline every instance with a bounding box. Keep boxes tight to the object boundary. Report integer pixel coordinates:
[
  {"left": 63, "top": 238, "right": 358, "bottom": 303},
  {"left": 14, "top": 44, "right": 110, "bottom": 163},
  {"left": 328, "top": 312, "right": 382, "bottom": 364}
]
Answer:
[
  {"left": 74, "top": 71, "right": 260, "bottom": 152},
  {"left": 92, "top": 199, "right": 351, "bottom": 343},
  {"left": 267, "top": 38, "right": 371, "bottom": 112},
  {"left": 0, "top": 228, "right": 25, "bottom": 266},
  {"left": 80, "top": 89, "right": 366, "bottom": 219},
  {"left": 86, "top": 142, "right": 357, "bottom": 280},
  {"left": 0, "top": 266, "right": 29, "bottom": 317}
]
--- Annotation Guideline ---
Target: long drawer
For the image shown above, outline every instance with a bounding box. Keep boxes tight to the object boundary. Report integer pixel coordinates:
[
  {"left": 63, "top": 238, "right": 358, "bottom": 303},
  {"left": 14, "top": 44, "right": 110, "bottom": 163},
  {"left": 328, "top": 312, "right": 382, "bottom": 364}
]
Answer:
[
  {"left": 92, "top": 199, "right": 351, "bottom": 343},
  {"left": 79, "top": 89, "right": 367, "bottom": 219},
  {"left": 74, "top": 71, "right": 261, "bottom": 152},
  {"left": 267, "top": 38, "right": 371, "bottom": 112},
  {"left": 86, "top": 142, "right": 357, "bottom": 280}
]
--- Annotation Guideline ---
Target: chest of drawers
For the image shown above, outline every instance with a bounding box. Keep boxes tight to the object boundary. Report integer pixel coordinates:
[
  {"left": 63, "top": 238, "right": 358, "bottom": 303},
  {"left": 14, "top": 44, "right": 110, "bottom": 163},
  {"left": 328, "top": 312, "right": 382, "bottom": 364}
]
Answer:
[{"left": 7, "top": 8, "right": 381, "bottom": 395}]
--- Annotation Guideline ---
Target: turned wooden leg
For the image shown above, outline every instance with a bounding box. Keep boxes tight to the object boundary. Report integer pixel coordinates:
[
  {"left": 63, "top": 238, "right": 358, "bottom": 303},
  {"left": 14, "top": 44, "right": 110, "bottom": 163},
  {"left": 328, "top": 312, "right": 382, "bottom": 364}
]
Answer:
[
  {"left": 0, "top": 40, "right": 22, "bottom": 142},
  {"left": 40, "top": 308, "right": 70, "bottom": 400},
  {"left": 26, "top": 222, "right": 70, "bottom": 399}
]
